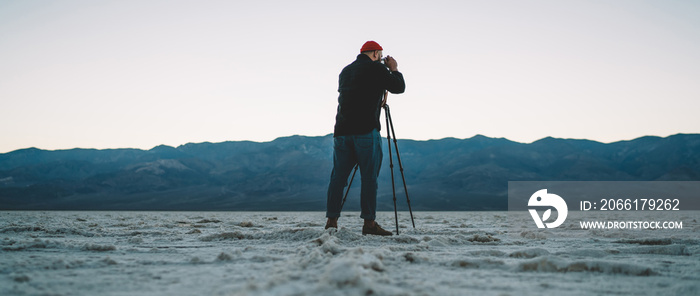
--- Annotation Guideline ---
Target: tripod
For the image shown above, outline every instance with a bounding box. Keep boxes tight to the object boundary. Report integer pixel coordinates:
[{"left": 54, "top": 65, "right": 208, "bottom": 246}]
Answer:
[{"left": 339, "top": 102, "right": 416, "bottom": 235}]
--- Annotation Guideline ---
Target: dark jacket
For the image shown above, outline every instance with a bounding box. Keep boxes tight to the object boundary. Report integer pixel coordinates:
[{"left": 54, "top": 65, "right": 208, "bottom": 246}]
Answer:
[{"left": 333, "top": 54, "right": 405, "bottom": 136}]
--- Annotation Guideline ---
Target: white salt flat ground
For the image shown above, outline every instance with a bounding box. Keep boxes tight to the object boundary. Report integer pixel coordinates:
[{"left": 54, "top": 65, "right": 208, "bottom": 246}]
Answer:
[{"left": 1, "top": 211, "right": 699, "bottom": 296}]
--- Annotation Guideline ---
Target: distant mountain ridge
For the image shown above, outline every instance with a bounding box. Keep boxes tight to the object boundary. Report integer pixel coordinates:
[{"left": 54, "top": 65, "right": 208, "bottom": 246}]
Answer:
[{"left": 1, "top": 134, "right": 699, "bottom": 211}]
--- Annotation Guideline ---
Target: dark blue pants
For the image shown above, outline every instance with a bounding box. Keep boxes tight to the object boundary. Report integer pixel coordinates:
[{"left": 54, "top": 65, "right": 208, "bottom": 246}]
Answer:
[{"left": 326, "top": 129, "right": 383, "bottom": 220}]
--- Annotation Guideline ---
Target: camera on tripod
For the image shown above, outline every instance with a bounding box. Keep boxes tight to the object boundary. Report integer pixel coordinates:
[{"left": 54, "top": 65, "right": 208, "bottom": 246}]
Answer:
[{"left": 380, "top": 57, "right": 391, "bottom": 71}]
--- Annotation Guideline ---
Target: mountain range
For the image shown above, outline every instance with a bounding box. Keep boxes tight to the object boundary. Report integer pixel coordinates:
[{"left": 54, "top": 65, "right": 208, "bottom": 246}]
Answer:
[{"left": 1, "top": 133, "right": 699, "bottom": 211}]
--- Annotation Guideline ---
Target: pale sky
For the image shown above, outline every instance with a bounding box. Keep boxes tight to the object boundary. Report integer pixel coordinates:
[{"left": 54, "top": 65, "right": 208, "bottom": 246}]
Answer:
[{"left": 1, "top": 0, "right": 699, "bottom": 153}]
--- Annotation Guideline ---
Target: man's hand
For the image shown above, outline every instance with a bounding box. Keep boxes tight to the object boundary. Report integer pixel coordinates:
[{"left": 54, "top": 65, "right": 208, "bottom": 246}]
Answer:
[{"left": 385, "top": 56, "right": 398, "bottom": 72}]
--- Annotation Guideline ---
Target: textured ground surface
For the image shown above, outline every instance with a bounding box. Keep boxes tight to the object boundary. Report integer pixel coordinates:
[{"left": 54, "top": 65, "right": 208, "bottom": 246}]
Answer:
[{"left": 1, "top": 211, "right": 699, "bottom": 296}]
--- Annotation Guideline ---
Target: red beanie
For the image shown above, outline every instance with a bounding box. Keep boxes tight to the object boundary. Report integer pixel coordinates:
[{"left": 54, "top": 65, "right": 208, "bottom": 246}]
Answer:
[{"left": 360, "top": 41, "right": 383, "bottom": 53}]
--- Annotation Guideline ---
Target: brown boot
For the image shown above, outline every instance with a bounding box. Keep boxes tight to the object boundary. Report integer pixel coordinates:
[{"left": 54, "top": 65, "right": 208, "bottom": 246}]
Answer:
[
  {"left": 325, "top": 217, "right": 338, "bottom": 229},
  {"left": 362, "top": 221, "right": 393, "bottom": 236}
]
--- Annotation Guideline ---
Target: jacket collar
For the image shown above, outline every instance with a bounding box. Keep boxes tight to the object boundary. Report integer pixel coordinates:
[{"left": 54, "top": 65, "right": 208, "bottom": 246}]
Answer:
[{"left": 356, "top": 53, "right": 373, "bottom": 61}]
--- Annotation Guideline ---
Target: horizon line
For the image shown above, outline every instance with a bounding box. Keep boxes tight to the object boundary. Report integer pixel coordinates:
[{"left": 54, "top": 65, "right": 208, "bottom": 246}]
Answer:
[{"left": 2, "top": 132, "right": 697, "bottom": 155}]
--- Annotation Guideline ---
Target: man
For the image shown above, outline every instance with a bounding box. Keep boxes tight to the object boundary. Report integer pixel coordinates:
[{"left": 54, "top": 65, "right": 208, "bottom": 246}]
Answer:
[{"left": 325, "top": 41, "right": 406, "bottom": 236}]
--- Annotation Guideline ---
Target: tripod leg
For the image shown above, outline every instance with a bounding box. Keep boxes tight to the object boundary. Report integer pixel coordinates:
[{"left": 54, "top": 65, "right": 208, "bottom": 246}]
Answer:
[
  {"left": 385, "top": 106, "right": 416, "bottom": 228},
  {"left": 339, "top": 165, "right": 358, "bottom": 212},
  {"left": 384, "top": 105, "right": 399, "bottom": 235}
]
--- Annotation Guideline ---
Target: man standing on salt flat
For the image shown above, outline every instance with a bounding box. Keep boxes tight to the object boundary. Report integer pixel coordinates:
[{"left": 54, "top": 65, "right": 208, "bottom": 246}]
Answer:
[{"left": 325, "top": 41, "right": 406, "bottom": 236}]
